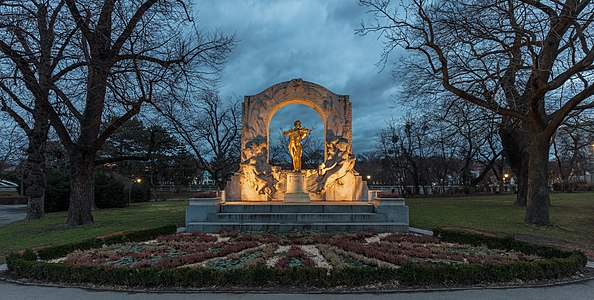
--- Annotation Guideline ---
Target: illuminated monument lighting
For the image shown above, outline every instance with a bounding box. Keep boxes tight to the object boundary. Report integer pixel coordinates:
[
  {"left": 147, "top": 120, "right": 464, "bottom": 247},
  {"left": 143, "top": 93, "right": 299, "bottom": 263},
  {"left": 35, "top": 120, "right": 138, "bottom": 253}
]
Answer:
[
  {"left": 186, "top": 79, "right": 409, "bottom": 232},
  {"left": 224, "top": 78, "right": 367, "bottom": 202}
]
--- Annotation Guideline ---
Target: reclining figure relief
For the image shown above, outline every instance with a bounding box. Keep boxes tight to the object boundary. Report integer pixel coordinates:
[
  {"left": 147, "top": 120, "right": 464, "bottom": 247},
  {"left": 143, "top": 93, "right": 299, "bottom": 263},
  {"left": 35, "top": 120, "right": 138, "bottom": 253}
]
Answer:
[
  {"left": 316, "top": 136, "right": 355, "bottom": 194},
  {"left": 240, "top": 138, "right": 278, "bottom": 198}
]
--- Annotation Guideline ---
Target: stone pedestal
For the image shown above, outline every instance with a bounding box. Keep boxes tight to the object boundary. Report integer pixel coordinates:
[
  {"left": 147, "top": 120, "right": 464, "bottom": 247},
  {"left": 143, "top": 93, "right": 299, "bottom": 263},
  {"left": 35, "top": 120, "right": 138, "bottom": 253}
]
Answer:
[
  {"left": 284, "top": 173, "right": 310, "bottom": 203},
  {"left": 185, "top": 197, "right": 221, "bottom": 224},
  {"left": 372, "top": 197, "right": 409, "bottom": 225}
]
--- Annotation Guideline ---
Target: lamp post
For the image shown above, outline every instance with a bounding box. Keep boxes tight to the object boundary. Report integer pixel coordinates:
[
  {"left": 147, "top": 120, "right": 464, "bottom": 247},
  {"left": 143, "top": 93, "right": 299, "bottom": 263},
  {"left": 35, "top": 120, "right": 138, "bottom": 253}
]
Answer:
[
  {"left": 591, "top": 144, "right": 594, "bottom": 184},
  {"left": 128, "top": 177, "right": 142, "bottom": 206},
  {"left": 503, "top": 173, "right": 509, "bottom": 192}
]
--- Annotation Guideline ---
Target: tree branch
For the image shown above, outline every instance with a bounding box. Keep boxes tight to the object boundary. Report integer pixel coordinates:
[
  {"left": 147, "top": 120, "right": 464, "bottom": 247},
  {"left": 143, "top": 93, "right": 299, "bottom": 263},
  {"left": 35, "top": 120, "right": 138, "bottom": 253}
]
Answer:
[
  {"left": 111, "top": 0, "right": 159, "bottom": 54},
  {"left": 95, "top": 99, "right": 144, "bottom": 151}
]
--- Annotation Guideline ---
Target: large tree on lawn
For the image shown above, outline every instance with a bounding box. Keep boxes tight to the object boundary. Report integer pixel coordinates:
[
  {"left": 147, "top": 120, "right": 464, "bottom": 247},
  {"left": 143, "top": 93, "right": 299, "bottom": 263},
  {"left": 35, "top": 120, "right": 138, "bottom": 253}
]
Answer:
[
  {"left": 44, "top": 0, "right": 234, "bottom": 226},
  {"left": 359, "top": 0, "right": 594, "bottom": 225},
  {"left": 0, "top": 0, "right": 81, "bottom": 219}
]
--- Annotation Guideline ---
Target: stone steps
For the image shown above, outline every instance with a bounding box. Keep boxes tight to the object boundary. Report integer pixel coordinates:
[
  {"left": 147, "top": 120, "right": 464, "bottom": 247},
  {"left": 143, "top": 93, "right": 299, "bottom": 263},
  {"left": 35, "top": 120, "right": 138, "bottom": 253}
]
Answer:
[
  {"left": 185, "top": 200, "right": 409, "bottom": 233},
  {"left": 185, "top": 222, "right": 409, "bottom": 233},
  {"left": 211, "top": 212, "right": 386, "bottom": 223},
  {"left": 220, "top": 202, "right": 375, "bottom": 213}
]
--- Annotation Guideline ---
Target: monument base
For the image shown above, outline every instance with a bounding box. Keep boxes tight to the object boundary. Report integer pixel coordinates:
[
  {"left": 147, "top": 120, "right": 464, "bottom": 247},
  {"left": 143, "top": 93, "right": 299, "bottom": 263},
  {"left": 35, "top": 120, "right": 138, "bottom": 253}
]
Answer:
[
  {"left": 185, "top": 200, "right": 409, "bottom": 233},
  {"left": 284, "top": 192, "right": 311, "bottom": 203},
  {"left": 284, "top": 172, "right": 311, "bottom": 203}
]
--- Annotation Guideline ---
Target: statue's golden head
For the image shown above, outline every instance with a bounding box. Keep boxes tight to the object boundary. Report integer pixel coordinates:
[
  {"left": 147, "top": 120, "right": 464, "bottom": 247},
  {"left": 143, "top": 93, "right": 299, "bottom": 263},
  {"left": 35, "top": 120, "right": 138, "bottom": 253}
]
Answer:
[{"left": 294, "top": 120, "right": 301, "bottom": 128}]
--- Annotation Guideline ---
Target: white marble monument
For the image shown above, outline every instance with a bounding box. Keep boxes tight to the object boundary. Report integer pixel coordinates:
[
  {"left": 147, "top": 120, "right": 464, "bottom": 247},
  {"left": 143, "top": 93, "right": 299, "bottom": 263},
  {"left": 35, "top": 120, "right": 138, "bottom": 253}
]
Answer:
[
  {"left": 186, "top": 79, "right": 409, "bottom": 233},
  {"left": 224, "top": 78, "right": 368, "bottom": 202}
]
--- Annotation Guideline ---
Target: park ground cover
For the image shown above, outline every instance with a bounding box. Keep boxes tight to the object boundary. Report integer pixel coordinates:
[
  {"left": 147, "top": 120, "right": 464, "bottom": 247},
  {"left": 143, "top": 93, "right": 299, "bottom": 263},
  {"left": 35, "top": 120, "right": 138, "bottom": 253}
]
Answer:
[{"left": 0, "top": 192, "right": 593, "bottom": 263}]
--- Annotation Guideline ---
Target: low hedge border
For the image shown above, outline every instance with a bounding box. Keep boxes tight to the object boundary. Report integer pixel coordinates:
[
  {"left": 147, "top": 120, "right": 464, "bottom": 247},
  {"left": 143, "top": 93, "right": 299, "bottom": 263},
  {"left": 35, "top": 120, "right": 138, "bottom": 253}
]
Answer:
[
  {"left": 5, "top": 227, "right": 587, "bottom": 288},
  {"left": 7, "top": 224, "right": 177, "bottom": 265}
]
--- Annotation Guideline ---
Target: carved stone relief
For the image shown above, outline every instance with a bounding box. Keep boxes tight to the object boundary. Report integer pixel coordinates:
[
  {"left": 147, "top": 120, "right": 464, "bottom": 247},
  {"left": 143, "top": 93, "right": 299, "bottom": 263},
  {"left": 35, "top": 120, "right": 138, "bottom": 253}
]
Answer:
[{"left": 225, "top": 78, "right": 366, "bottom": 201}]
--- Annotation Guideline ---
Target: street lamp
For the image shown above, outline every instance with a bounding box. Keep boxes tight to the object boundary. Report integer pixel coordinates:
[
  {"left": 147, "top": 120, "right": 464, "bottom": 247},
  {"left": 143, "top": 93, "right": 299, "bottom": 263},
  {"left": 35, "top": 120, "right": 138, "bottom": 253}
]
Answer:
[
  {"left": 128, "top": 177, "right": 142, "bottom": 206},
  {"left": 366, "top": 175, "right": 371, "bottom": 180},
  {"left": 503, "top": 173, "right": 510, "bottom": 192}
]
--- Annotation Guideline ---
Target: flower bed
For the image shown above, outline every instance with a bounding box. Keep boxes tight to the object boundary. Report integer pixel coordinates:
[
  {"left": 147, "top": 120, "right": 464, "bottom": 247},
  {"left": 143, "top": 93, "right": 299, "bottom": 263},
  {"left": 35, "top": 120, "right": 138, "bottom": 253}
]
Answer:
[{"left": 6, "top": 227, "right": 587, "bottom": 288}]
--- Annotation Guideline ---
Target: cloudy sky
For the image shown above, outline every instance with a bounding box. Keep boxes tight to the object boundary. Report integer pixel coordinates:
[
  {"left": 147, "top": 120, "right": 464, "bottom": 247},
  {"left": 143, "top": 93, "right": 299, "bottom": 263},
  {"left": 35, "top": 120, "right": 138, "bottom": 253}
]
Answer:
[{"left": 197, "top": 0, "right": 403, "bottom": 154}]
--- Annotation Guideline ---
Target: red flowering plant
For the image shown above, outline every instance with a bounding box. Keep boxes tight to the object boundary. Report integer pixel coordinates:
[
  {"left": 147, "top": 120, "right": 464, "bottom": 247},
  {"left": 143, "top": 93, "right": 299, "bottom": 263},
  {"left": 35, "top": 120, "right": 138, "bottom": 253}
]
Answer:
[{"left": 274, "top": 245, "right": 316, "bottom": 270}]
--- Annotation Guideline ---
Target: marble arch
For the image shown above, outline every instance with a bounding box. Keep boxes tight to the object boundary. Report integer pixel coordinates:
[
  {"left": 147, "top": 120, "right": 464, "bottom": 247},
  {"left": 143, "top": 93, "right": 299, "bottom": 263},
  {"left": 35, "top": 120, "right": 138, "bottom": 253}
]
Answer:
[
  {"left": 241, "top": 78, "right": 352, "bottom": 160},
  {"left": 224, "top": 78, "right": 366, "bottom": 202}
]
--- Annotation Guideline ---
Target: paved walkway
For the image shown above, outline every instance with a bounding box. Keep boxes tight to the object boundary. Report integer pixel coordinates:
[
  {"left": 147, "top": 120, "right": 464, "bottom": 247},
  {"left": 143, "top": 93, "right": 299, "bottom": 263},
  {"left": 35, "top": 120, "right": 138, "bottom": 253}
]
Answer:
[
  {"left": 1, "top": 278, "right": 593, "bottom": 300},
  {"left": 0, "top": 204, "right": 26, "bottom": 226}
]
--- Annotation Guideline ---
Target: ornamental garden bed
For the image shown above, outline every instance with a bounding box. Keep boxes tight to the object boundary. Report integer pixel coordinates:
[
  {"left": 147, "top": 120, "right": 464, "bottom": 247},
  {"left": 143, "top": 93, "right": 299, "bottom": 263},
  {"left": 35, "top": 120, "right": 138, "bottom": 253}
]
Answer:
[{"left": 5, "top": 225, "right": 587, "bottom": 289}]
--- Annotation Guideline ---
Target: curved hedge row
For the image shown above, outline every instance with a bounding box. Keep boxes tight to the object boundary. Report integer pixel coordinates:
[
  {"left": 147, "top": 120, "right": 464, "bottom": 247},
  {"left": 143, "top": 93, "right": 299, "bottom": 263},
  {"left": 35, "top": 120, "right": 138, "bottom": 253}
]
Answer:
[{"left": 5, "top": 227, "right": 587, "bottom": 288}]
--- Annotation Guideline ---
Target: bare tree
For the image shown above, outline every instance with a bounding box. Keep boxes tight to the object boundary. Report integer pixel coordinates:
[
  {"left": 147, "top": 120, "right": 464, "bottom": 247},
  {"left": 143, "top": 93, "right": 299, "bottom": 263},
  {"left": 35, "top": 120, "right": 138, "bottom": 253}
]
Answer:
[
  {"left": 437, "top": 102, "right": 504, "bottom": 192},
  {"left": 552, "top": 114, "right": 594, "bottom": 189},
  {"left": 377, "top": 115, "right": 433, "bottom": 195},
  {"left": 34, "top": 0, "right": 235, "bottom": 226},
  {"left": 161, "top": 90, "right": 241, "bottom": 189},
  {"left": 269, "top": 131, "right": 290, "bottom": 168},
  {"left": 0, "top": 0, "right": 81, "bottom": 219},
  {"left": 0, "top": 120, "right": 25, "bottom": 175},
  {"left": 359, "top": 0, "right": 594, "bottom": 225}
]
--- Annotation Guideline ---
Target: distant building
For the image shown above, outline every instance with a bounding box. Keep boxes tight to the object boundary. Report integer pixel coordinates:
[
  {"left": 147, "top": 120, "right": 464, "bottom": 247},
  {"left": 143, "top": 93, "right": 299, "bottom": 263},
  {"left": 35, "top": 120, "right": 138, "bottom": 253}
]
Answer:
[
  {"left": 199, "top": 171, "right": 216, "bottom": 186},
  {"left": 0, "top": 179, "right": 18, "bottom": 193}
]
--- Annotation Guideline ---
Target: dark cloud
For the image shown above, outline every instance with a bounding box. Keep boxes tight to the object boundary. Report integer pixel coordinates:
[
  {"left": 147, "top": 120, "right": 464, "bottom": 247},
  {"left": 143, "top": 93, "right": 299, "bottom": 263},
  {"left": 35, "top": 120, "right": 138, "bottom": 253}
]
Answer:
[{"left": 197, "top": 0, "right": 404, "bottom": 153}]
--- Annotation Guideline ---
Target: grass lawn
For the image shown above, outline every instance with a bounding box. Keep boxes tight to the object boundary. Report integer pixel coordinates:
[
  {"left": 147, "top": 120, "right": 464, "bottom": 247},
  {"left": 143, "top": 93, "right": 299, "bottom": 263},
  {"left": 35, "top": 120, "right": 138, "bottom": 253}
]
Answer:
[
  {"left": 0, "top": 201, "right": 186, "bottom": 262},
  {"left": 1, "top": 192, "right": 592, "bottom": 262},
  {"left": 408, "top": 192, "right": 594, "bottom": 255}
]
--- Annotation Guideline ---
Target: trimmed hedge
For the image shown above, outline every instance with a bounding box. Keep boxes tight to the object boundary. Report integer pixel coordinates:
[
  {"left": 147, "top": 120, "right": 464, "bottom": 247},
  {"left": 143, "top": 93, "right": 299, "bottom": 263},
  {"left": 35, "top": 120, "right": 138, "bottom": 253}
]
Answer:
[{"left": 6, "top": 227, "right": 587, "bottom": 288}]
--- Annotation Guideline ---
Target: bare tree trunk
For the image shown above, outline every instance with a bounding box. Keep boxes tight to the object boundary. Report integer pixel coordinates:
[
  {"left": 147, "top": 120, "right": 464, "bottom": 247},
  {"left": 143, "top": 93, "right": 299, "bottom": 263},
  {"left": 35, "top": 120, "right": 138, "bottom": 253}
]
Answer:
[
  {"left": 470, "top": 150, "right": 502, "bottom": 187},
  {"left": 66, "top": 153, "right": 95, "bottom": 226},
  {"left": 515, "top": 159, "right": 528, "bottom": 206},
  {"left": 149, "top": 163, "right": 157, "bottom": 200},
  {"left": 524, "top": 133, "right": 551, "bottom": 226},
  {"left": 25, "top": 131, "right": 48, "bottom": 219},
  {"left": 64, "top": 64, "right": 107, "bottom": 226},
  {"left": 500, "top": 123, "right": 528, "bottom": 206},
  {"left": 23, "top": 100, "right": 50, "bottom": 219}
]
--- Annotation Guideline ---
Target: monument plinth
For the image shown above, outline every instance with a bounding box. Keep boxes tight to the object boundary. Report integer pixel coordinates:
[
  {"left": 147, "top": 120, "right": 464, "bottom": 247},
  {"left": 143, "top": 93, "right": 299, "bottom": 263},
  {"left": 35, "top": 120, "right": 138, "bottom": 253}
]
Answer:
[{"left": 284, "top": 172, "right": 310, "bottom": 203}]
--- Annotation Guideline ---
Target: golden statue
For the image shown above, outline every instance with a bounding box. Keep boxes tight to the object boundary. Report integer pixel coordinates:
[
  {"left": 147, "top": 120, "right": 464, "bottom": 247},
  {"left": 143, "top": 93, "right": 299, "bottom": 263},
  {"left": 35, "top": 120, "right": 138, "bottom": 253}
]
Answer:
[{"left": 282, "top": 120, "right": 312, "bottom": 172}]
